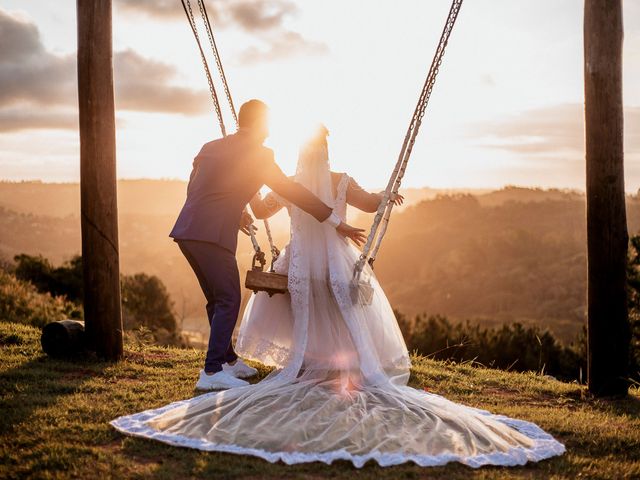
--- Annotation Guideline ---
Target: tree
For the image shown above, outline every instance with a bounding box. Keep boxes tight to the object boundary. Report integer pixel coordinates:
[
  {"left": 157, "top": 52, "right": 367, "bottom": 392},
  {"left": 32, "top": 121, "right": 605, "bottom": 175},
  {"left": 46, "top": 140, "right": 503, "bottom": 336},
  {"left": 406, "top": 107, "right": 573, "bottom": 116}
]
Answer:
[
  {"left": 14, "top": 254, "right": 83, "bottom": 304},
  {"left": 13, "top": 254, "right": 181, "bottom": 346},
  {"left": 584, "top": 0, "right": 629, "bottom": 396},
  {"left": 121, "top": 273, "right": 180, "bottom": 345}
]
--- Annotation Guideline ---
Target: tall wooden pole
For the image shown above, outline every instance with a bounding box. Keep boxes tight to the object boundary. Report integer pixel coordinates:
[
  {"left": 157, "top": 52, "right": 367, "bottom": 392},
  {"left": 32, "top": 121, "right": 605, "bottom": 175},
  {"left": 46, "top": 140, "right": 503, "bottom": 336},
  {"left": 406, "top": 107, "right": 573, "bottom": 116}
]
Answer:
[
  {"left": 77, "top": 0, "right": 123, "bottom": 361},
  {"left": 584, "top": 0, "right": 629, "bottom": 396}
]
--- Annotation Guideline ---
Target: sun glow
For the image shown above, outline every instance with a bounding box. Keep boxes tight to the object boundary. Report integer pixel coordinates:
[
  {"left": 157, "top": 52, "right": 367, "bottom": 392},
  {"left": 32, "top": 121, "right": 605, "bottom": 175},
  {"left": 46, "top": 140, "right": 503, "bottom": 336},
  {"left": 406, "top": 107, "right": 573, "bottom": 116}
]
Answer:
[{"left": 267, "top": 106, "right": 326, "bottom": 175}]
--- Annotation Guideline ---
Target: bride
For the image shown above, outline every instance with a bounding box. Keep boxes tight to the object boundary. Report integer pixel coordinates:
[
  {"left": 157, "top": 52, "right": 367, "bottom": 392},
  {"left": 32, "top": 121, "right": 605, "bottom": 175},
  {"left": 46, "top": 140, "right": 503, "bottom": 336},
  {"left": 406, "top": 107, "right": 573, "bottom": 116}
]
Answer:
[{"left": 111, "top": 126, "right": 565, "bottom": 468}]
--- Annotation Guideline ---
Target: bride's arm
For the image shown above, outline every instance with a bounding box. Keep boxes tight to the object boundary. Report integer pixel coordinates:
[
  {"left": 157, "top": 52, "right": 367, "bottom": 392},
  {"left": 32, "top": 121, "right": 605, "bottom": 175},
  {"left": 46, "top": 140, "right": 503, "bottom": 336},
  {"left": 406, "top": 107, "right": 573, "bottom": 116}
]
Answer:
[
  {"left": 346, "top": 177, "right": 404, "bottom": 213},
  {"left": 249, "top": 192, "right": 285, "bottom": 219}
]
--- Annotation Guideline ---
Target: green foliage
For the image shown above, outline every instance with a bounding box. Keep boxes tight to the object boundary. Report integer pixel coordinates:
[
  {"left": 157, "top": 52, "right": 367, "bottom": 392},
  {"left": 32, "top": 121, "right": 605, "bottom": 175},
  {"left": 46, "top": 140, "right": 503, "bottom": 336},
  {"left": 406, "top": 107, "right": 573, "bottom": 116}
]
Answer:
[
  {"left": 396, "top": 233, "right": 640, "bottom": 384},
  {"left": 0, "top": 269, "right": 80, "bottom": 327},
  {"left": 627, "top": 236, "right": 640, "bottom": 381},
  {"left": 14, "top": 253, "right": 83, "bottom": 303},
  {"left": 396, "top": 311, "right": 584, "bottom": 381},
  {"left": 121, "top": 273, "right": 182, "bottom": 346},
  {"left": 8, "top": 254, "right": 182, "bottom": 346}
]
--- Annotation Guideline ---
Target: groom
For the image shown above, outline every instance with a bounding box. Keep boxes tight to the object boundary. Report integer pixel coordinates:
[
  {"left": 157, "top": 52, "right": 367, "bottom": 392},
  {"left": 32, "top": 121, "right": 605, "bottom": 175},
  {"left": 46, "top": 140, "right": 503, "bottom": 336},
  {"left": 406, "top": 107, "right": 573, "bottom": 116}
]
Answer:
[{"left": 170, "top": 100, "right": 365, "bottom": 390}]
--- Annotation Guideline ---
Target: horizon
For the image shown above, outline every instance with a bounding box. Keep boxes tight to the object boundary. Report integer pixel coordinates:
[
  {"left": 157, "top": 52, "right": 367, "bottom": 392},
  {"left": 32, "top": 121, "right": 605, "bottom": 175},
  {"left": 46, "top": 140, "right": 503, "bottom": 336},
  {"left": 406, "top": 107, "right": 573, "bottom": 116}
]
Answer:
[{"left": 1, "top": 177, "right": 638, "bottom": 196}]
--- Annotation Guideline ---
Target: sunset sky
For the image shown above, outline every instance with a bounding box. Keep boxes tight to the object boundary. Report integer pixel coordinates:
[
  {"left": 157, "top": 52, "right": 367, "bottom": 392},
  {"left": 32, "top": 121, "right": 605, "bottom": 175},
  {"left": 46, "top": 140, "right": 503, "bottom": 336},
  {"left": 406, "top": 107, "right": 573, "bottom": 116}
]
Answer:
[{"left": 1, "top": 0, "right": 639, "bottom": 190}]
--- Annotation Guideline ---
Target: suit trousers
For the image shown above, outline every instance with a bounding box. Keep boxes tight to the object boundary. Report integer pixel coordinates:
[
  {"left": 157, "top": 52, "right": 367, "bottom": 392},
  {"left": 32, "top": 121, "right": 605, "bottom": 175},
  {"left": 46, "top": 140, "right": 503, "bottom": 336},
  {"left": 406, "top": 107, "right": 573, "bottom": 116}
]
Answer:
[{"left": 177, "top": 240, "right": 240, "bottom": 373}]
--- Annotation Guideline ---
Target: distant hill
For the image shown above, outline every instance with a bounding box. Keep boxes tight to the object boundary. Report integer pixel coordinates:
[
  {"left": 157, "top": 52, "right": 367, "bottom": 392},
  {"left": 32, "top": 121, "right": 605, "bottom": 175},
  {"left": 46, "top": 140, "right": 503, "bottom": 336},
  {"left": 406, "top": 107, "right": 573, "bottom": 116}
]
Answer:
[
  {"left": 0, "top": 179, "right": 188, "bottom": 218},
  {"left": 475, "top": 186, "right": 584, "bottom": 207},
  {"left": 366, "top": 190, "right": 640, "bottom": 341},
  {"left": 1, "top": 179, "right": 638, "bottom": 342}
]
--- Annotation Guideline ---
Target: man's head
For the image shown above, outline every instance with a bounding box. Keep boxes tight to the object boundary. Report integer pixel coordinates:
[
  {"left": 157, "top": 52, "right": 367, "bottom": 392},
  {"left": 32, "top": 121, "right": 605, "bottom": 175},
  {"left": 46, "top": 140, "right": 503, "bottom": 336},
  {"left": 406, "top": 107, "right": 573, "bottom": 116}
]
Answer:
[{"left": 238, "top": 99, "right": 269, "bottom": 142}]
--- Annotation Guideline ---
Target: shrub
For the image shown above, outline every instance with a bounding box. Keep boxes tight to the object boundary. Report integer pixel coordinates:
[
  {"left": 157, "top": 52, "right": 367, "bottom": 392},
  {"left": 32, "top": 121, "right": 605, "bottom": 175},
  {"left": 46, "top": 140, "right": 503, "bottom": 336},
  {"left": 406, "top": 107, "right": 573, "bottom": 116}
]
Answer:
[
  {"left": 395, "top": 234, "right": 640, "bottom": 383},
  {"left": 14, "top": 254, "right": 83, "bottom": 303},
  {"left": 121, "top": 273, "right": 182, "bottom": 346},
  {"left": 397, "top": 312, "right": 584, "bottom": 381},
  {"left": 0, "top": 270, "right": 80, "bottom": 327},
  {"left": 627, "top": 236, "right": 640, "bottom": 382},
  {"left": 10, "top": 254, "right": 183, "bottom": 346}
]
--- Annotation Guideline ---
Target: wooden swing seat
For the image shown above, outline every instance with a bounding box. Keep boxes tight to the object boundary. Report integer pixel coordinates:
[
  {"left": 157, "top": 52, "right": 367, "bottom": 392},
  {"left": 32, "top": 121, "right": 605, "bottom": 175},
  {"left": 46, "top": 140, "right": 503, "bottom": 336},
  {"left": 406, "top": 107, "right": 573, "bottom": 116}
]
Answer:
[
  {"left": 245, "top": 252, "right": 288, "bottom": 296},
  {"left": 245, "top": 269, "right": 288, "bottom": 296}
]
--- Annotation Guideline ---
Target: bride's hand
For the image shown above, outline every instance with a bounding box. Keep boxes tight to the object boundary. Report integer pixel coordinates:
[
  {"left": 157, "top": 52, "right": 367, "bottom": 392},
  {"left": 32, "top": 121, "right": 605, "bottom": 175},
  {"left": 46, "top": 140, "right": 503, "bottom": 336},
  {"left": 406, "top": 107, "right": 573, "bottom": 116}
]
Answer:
[
  {"left": 390, "top": 193, "right": 404, "bottom": 206},
  {"left": 336, "top": 222, "right": 367, "bottom": 246}
]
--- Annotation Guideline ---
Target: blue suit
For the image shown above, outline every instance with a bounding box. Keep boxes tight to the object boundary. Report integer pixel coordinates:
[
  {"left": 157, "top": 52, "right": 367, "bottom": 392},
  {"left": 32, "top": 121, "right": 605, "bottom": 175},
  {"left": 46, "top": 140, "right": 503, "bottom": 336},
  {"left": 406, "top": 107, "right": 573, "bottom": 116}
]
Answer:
[{"left": 171, "top": 131, "right": 332, "bottom": 373}]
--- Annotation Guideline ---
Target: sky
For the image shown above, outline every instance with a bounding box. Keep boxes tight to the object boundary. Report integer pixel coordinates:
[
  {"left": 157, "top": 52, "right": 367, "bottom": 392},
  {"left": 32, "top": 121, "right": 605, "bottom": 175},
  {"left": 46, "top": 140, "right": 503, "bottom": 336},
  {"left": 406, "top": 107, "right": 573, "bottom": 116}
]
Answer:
[{"left": 0, "top": 0, "right": 639, "bottom": 190}]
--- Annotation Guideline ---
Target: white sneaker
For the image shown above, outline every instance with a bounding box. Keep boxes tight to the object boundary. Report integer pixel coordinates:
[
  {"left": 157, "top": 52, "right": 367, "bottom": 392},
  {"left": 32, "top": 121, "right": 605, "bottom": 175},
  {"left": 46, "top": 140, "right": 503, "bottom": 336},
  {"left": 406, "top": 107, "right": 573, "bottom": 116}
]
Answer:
[
  {"left": 223, "top": 358, "right": 258, "bottom": 379},
  {"left": 195, "top": 370, "right": 249, "bottom": 390}
]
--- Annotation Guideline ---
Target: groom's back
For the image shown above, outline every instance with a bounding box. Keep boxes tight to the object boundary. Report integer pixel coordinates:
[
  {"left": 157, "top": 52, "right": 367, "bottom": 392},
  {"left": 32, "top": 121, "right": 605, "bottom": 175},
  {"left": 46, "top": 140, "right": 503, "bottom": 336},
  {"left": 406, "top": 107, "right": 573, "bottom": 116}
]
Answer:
[{"left": 170, "top": 132, "right": 272, "bottom": 252}]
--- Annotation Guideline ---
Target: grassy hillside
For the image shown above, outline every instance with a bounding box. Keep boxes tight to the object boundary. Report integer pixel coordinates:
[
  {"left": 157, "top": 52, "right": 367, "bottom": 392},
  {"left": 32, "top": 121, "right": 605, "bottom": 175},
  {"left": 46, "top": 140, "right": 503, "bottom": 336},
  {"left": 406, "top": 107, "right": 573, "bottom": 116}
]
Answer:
[{"left": 1, "top": 320, "right": 639, "bottom": 479}]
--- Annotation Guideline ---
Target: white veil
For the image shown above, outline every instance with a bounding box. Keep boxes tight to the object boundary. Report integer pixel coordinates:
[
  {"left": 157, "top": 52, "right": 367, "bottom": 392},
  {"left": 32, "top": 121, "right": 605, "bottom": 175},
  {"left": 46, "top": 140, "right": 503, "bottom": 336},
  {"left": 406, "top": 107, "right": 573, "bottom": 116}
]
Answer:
[{"left": 241, "top": 134, "right": 411, "bottom": 387}]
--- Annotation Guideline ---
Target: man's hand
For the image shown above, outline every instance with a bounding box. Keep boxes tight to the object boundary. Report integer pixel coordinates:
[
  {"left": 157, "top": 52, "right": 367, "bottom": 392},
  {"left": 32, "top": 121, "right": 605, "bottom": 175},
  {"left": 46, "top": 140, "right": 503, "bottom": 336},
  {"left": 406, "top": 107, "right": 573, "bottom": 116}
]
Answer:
[
  {"left": 239, "top": 209, "right": 256, "bottom": 236},
  {"left": 336, "top": 222, "right": 367, "bottom": 246}
]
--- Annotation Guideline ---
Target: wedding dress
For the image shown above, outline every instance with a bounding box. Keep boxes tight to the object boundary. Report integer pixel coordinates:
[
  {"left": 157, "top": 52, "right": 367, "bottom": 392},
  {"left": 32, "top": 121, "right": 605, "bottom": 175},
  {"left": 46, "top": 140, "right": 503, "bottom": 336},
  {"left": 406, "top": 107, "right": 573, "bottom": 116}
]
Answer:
[{"left": 111, "top": 141, "right": 565, "bottom": 468}]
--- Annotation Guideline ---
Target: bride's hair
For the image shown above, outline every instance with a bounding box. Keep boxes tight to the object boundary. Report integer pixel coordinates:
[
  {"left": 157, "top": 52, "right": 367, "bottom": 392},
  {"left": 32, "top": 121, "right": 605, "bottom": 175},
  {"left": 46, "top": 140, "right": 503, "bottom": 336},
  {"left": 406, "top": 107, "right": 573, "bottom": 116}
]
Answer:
[
  {"left": 297, "top": 124, "right": 330, "bottom": 174},
  {"left": 307, "top": 124, "right": 329, "bottom": 149}
]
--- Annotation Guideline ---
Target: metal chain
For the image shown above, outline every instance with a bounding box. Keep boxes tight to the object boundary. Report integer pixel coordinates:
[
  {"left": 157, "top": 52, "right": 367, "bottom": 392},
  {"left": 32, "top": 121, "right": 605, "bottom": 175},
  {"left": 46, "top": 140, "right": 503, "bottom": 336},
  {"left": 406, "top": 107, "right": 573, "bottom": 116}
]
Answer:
[
  {"left": 368, "top": 0, "right": 463, "bottom": 264},
  {"left": 197, "top": 0, "right": 239, "bottom": 128},
  {"left": 255, "top": 192, "right": 281, "bottom": 266},
  {"left": 355, "top": 0, "right": 464, "bottom": 278},
  {"left": 390, "top": 0, "right": 463, "bottom": 193},
  {"left": 180, "top": 0, "right": 226, "bottom": 137}
]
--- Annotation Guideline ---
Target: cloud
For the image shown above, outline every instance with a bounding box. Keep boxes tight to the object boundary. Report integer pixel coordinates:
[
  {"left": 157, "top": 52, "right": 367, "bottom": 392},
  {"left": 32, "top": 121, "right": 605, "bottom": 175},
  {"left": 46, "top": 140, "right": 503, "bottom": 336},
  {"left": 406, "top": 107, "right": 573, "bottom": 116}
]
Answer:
[
  {"left": 116, "top": 0, "right": 328, "bottom": 64},
  {"left": 0, "top": 108, "right": 77, "bottom": 133},
  {"left": 226, "top": 1, "right": 297, "bottom": 31},
  {"left": 475, "top": 103, "right": 640, "bottom": 159},
  {"left": 113, "top": 50, "right": 209, "bottom": 114},
  {"left": 0, "top": 10, "right": 43, "bottom": 62},
  {"left": 238, "top": 31, "right": 329, "bottom": 64},
  {"left": 0, "top": 8, "right": 209, "bottom": 133},
  {"left": 117, "top": 0, "right": 296, "bottom": 30},
  {"left": 117, "top": 0, "right": 186, "bottom": 19}
]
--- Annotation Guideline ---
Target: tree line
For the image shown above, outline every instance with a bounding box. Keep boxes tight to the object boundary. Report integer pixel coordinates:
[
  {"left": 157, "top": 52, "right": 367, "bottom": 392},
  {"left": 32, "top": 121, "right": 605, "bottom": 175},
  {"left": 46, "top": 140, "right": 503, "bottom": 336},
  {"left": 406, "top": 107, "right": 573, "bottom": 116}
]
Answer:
[
  {"left": 4, "top": 254, "right": 183, "bottom": 346},
  {"left": 2, "top": 237, "right": 639, "bottom": 383}
]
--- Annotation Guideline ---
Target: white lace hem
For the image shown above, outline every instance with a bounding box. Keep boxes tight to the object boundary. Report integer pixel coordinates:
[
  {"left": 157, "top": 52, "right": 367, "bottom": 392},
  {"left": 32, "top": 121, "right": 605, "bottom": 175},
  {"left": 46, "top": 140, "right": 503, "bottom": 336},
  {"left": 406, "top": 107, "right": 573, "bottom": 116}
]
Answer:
[{"left": 110, "top": 392, "right": 565, "bottom": 469}]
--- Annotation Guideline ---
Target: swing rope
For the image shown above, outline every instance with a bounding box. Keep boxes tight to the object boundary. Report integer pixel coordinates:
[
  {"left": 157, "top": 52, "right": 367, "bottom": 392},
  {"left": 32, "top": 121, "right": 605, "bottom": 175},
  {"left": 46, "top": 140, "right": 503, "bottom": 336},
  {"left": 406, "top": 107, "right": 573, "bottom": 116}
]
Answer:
[
  {"left": 180, "top": 0, "right": 280, "bottom": 269},
  {"left": 354, "top": 0, "right": 464, "bottom": 282}
]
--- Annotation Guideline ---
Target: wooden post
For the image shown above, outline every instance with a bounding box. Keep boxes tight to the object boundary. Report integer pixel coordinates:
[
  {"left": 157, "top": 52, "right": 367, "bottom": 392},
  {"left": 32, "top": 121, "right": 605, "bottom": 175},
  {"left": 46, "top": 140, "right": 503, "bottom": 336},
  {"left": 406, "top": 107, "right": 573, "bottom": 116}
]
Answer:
[
  {"left": 584, "top": 0, "right": 629, "bottom": 396},
  {"left": 77, "top": 0, "right": 123, "bottom": 361}
]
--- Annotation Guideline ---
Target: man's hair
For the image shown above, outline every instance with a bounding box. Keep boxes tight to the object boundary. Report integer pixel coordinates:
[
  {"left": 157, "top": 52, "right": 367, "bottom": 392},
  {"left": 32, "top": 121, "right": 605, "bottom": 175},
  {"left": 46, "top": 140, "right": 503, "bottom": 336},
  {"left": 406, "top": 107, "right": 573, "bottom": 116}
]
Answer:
[{"left": 238, "top": 99, "right": 268, "bottom": 129}]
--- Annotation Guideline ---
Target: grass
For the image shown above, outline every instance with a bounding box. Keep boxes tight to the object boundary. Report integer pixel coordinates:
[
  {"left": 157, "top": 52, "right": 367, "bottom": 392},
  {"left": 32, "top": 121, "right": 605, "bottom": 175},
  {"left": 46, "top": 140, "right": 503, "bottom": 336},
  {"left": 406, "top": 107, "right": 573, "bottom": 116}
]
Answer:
[{"left": 1, "top": 321, "right": 639, "bottom": 480}]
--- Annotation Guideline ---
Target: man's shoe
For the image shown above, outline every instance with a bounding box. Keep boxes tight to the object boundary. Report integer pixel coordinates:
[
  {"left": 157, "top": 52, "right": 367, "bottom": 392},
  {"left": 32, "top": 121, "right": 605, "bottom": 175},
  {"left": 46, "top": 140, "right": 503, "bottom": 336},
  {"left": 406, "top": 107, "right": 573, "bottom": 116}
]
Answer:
[
  {"left": 195, "top": 370, "right": 249, "bottom": 390},
  {"left": 223, "top": 358, "right": 258, "bottom": 379}
]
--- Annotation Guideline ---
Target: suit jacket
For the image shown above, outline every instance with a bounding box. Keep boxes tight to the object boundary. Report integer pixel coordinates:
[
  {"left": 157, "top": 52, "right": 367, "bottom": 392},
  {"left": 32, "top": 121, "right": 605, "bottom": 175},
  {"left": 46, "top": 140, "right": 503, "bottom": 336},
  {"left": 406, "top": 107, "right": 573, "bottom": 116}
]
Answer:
[{"left": 170, "top": 131, "right": 332, "bottom": 253}]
